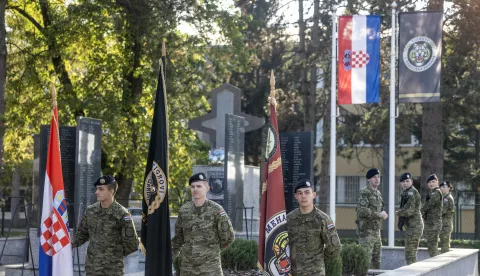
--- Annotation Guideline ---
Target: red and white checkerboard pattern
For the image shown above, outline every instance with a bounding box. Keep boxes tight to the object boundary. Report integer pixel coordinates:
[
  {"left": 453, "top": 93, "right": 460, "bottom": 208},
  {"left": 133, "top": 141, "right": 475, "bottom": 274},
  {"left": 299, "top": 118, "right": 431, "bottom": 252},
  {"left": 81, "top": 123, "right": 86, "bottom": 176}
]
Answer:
[
  {"left": 40, "top": 209, "right": 70, "bottom": 256},
  {"left": 351, "top": 50, "right": 370, "bottom": 68}
]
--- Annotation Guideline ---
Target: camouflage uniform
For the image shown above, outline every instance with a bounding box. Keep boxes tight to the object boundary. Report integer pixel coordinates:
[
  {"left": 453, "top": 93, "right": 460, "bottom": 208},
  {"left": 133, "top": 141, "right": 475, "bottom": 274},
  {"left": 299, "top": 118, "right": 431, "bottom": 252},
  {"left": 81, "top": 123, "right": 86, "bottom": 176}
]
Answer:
[
  {"left": 356, "top": 186, "right": 384, "bottom": 269},
  {"left": 422, "top": 187, "right": 443, "bottom": 257},
  {"left": 172, "top": 200, "right": 234, "bottom": 276},
  {"left": 72, "top": 201, "right": 139, "bottom": 276},
  {"left": 287, "top": 207, "right": 341, "bottom": 276},
  {"left": 439, "top": 192, "right": 454, "bottom": 253},
  {"left": 397, "top": 186, "right": 424, "bottom": 264}
]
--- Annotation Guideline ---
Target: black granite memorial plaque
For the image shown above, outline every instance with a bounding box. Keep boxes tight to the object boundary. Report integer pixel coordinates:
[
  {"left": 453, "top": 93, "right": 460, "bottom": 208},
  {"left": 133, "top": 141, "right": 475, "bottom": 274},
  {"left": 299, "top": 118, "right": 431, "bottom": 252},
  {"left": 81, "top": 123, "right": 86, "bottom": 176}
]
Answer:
[
  {"left": 280, "top": 132, "right": 314, "bottom": 213},
  {"left": 74, "top": 117, "right": 102, "bottom": 227},
  {"left": 223, "top": 114, "right": 245, "bottom": 231},
  {"left": 38, "top": 125, "right": 77, "bottom": 226},
  {"left": 207, "top": 170, "right": 225, "bottom": 206}
]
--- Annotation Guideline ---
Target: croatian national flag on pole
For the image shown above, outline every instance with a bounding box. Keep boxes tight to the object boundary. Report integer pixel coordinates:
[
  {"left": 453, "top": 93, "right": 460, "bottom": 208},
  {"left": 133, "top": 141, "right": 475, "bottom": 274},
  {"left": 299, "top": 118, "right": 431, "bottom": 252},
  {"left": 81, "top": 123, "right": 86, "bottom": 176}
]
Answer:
[
  {"left": 338, "top": 15, "right": 381, "bottom": 105},
  {"left": 39, "top": 105, "right": 73, "bottom": 276}
]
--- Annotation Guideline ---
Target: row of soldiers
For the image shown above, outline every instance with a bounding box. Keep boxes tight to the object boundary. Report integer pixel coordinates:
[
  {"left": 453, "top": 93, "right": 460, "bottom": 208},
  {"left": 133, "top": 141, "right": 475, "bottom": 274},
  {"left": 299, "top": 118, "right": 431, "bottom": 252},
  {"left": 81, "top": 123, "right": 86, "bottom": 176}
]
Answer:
[
  {"left": 70, "top": 171, "right": 455, "bottom": 276},
  {"left": 358, "top": 168, "right": 455, "bottom": 268}
]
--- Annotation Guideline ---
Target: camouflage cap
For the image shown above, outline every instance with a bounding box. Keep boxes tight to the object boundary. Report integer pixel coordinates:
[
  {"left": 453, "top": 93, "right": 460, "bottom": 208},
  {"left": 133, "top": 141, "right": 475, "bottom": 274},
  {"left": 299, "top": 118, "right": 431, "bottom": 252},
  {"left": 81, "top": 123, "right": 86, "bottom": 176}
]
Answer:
[
  {"left": 189, "top": 172, "right": 208, "bottom": 185},
  {"left": 294, "top": 179, "right": 314, "bottom": 193},
  {"left": 94, "top": 175, "right": 116, "bottom": 186},
  {"left": 400, "top": 172, "right": 411, "bottom": 182}
]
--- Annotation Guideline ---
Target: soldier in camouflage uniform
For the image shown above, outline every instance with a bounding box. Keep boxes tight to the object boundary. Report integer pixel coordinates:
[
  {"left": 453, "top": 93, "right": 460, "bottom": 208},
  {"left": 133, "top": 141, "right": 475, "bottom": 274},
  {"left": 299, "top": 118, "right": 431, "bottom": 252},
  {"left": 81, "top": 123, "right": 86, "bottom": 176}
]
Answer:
[
  {"left": 422, "top": 174, "right": 443, "bottom": 257},
  {"left": 287, "top": 179, "right": 341, "bottom": 276},
  {"left": 172, "top": 172, "right": 234, "bottom": 276},
  {"left": 72, "top": 175, "right": 139, "bottom": 276},
  {"left": 439, "top": 181, "right": 455, "bottom": 253},
  {"left": 395, "top": 172, "right": 424, "bottom": 265},
  {"left": 356, "top": 168, "right": 388, "bottom": 269}
]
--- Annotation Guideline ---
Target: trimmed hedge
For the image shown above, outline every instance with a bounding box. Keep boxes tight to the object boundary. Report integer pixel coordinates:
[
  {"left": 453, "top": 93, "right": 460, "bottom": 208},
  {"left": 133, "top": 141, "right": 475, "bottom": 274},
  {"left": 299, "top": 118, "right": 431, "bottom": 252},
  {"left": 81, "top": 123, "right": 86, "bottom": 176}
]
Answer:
[
  {"left": 340, "top": 243, "right": 369, "bottom": 276},
  {"left": 221, "top": 239, "right": 258, "bottom": 270}
]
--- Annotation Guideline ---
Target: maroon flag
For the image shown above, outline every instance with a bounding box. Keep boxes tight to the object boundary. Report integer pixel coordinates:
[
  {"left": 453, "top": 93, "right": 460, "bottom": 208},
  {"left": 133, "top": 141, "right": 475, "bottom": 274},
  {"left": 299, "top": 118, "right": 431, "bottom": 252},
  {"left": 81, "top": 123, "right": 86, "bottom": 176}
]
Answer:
[{"left": 258, "top": 72, "right": 291, "bottom": 275}]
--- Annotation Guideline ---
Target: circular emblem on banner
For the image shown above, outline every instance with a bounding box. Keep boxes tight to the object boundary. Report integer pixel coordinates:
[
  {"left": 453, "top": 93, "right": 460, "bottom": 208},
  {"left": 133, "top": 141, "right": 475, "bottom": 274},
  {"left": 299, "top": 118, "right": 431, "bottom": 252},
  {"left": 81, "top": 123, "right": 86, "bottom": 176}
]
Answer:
[
  {"left": 403, "top": 36, "right": 437, "bottom": 72},
  {"left": 143, "top": 161, "right": 167, "bottom": 214},
  {"left": 265, "top": 124, "right": 278, "bottom": 162},
  {"left": 264, "top": 213, "right": 291, "bottom": 275}
]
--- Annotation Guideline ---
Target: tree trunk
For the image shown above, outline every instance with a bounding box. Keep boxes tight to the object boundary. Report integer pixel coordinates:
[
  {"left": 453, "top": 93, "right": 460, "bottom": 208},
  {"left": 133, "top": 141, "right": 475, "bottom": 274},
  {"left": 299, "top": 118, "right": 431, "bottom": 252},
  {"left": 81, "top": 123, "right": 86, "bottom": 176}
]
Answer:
[
  {"left": 421, "top": 0, "right": 444, "bottom": 186},
  {"left": 298, "top": 0, "right": 308, "bottom": 130},
  {"left": 475, "top": 127, "right": 480, "bottom": 239},
  {"left": 0, "top": 0, "right": 6, "bottom": 186}
]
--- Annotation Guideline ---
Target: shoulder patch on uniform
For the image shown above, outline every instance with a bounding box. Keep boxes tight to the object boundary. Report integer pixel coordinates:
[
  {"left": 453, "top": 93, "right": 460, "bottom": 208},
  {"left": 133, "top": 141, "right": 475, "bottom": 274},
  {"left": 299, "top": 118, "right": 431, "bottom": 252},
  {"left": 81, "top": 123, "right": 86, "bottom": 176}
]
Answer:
[
  {"left": 359, "top": 198, "right": 368, "bottom": 206},
  {"left": 408, "top": 192, "right": 413, "bottom": 196},
  {"left": 123, "top": 214, "right": 132, "bottom": 221},
  {"left": 327, "top": 222, "right": 336, "bottom": 231},
  {"left": 219, "top": 210, "right": 227, "bottom": 217}
]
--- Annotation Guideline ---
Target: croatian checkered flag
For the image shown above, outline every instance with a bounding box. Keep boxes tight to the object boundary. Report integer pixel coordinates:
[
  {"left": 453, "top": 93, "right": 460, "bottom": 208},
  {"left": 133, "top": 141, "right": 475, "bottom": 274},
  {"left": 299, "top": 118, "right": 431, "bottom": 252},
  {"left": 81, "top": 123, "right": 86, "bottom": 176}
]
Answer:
[{"left": 39, "top": 97, "right": 73, "bottom": 276}]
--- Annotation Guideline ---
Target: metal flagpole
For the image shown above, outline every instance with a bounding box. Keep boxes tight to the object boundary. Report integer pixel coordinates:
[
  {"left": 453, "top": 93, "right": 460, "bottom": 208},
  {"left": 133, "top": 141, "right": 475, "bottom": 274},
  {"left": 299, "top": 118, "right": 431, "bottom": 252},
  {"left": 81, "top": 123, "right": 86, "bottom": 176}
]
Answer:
[
  {"left": 388, "top": 1, "right": 397, "bottom": 247},
  {"left": 330, "top": 6, "right": 337, "bottom": 223}
]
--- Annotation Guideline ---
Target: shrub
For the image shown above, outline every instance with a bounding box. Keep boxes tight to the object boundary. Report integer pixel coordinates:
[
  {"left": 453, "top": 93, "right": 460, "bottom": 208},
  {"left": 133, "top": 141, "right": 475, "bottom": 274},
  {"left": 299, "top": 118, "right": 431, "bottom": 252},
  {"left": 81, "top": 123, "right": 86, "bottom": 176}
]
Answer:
[
  {"left": 341, "top": 244, "right": 369, "bottom": 276},
  {"left": 325, "top": 256, "right": 342, "bottom": 276},
  {"left": 221, "top": 239, "right": 258, "bottom": 270}
]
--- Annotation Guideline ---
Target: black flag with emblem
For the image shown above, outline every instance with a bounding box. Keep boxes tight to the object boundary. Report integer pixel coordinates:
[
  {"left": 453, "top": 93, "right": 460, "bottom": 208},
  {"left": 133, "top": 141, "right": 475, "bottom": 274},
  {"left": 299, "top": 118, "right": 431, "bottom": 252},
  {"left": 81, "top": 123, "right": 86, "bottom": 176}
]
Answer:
[
  {"left": 141, "top": 42, "right": 172, "bottom": 276},
  {"left": 398, "top": 11, "right": 443, "bottom": 103}
]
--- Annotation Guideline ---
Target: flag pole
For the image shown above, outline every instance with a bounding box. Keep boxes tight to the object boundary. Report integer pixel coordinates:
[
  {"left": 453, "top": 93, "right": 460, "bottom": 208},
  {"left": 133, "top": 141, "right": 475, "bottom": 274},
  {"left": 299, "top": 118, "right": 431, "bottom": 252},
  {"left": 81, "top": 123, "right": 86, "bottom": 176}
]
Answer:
[
  {"left": 388, "top": 1, "right": 397, "bottom": 247},
  {"left": 330, "top": 6, "right": 337, "bottom": 223},
  {"left": 270, "top": 70, "right": 275, "bottom": 100}
]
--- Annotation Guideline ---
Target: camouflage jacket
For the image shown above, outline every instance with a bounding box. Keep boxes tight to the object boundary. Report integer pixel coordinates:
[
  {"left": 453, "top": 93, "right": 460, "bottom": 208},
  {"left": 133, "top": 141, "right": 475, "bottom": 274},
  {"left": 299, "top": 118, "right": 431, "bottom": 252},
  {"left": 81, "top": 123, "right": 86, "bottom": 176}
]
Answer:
[
  {"left": 287, "top": 207, "right": 341, "bottom": 276},
  {"left": 356, "top": 186, "right": 384, "bottom": 235},
  {"left": 72, "top": 201, "right": 139, "bottom": 276},
  {"left": 442, "top": 192, "right": 455, "bottom": 228},
  {"left": 422, "top": 187, "right": 443, "bottom": 230},
  {"left": 397, "top": 186, "right": 423, "bottom": 229},
  {"left": 172, "top": 200, "right": 234, "bottom": 275}
]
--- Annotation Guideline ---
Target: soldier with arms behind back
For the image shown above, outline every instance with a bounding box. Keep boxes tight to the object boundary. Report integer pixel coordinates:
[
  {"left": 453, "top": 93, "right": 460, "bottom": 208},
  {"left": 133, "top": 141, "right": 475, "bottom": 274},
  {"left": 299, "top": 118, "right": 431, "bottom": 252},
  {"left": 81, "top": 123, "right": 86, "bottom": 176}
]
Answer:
[
  {"left": 356, "top": 168, "right": 388, "bottom": 269},
  {"left": 395, "top": 173, "right": 424, "bottom": 265},
  {"left": 172, "top": 172, "right": 234, "bottom": 276},
  {"left": 72, "top": 175, "right": 139, "bottom": 276},
  {"left": 422, "top": 174, "right": 443, "bottom": 257},
  {"left": 287, "top": 179, "right": 341, "bottom": 276},
  {"left": 439, "top": 181, "right": 455, "bottom": 253}
]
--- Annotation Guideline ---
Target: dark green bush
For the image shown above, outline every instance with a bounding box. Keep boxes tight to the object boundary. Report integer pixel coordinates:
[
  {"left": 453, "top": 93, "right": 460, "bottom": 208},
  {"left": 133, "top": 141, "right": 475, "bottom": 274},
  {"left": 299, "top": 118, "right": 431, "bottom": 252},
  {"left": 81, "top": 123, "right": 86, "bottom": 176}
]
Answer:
[
  {"left": 341, "top": 244, "right": 369, "bottom": 276},
  {"left": 325, "top": 256, "right": 342, "bottom": 276},
  {"left": 221, "top": 239, "right": 258, "bottom": 270}
]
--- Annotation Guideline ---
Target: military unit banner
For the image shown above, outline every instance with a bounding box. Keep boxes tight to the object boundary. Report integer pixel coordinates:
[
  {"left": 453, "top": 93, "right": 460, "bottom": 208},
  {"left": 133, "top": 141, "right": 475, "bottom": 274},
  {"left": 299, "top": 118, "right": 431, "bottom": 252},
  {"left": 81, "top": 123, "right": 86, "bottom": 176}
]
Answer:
[
  {"left": 398, "top": 11, "right": 443, "bottom": 103},
  {"left": 141, "top": 44, "right": 173, "bottom": 276},
  {"left": 258, "top": 91, "right": 291, "bottom": 275}
]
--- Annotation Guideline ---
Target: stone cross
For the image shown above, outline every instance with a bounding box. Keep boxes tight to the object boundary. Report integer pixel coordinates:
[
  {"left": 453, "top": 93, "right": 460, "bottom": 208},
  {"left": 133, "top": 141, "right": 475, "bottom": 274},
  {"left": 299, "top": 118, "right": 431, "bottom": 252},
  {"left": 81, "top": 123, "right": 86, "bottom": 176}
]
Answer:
[{"left": 188, "top": 83, "right": 265, "bottom": 148}]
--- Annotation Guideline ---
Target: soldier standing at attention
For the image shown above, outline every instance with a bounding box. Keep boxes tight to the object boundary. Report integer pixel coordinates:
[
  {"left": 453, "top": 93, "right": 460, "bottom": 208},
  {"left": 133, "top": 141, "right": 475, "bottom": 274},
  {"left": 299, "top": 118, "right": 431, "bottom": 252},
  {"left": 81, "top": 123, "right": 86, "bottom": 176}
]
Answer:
[
  {"left": 395, "top": 173, "right": 424, "bottom": 265},
  {"left": 356, "top": 168, "right": 388, "bottom": 269},
  {"left": 439, "top": 181, "right": 455, "bottom": 253},
  {"left": 422, "top": 174, "right": 443, "bottom": 257},
  {"left": 172, "top": 172, "right": 234, "bottom": 276},
  {"left": 72, "top": 175, "right": 139, "bottom": 276},
  {"left": 287, "top": 179, "right": 341, "bottom": 276}
]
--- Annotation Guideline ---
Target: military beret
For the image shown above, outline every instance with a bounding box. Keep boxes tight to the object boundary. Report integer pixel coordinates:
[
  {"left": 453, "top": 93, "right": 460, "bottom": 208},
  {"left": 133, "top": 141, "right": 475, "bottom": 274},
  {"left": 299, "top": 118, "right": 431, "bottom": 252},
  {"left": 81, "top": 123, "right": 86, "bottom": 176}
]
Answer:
[
  {"left": 366, "top": 168, "right": 380, "bottom": 179},
  {"left": 94, "top": 175, "right": 116, "bottom": 186},
  {"left": 189, "top": 172, "right": 208, "bottom": 185},
  {"left": 294, "top": 179, "right": 314, "bottom": 193},
  {"left": 440, "top": 180, "right": 451, "bottom": 188},
  {"left": 427, "top": 174, "right": 438, "bottom": 183},
  {"left": 400, "top": 173, "right": 411, "bottom": 182}
]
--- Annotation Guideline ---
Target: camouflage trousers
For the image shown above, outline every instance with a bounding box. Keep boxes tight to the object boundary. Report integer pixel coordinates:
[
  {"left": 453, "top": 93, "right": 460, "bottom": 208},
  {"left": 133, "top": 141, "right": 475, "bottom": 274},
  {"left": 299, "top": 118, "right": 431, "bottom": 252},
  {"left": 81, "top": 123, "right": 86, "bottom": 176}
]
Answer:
[
  {"left": 359, "top": 232, "right": 381, "bottom": 269},
  {"left": 424, "top": 229, "right": 440, "bottom": 257},
  {"left": 439, "top": 224, "right": 453, "bottom": 254},
  {"left": 404, "top": 227, "right": 423, "bottom": 265}
]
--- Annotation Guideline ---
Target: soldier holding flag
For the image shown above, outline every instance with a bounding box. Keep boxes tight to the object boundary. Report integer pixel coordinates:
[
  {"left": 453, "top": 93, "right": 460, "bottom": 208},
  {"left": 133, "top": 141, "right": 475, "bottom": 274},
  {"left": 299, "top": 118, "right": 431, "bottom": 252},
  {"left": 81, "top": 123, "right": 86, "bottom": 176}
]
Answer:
[
  {"left": 287, "top": 179, "right": 341, "bottom": 275},
  {"left": 172, "top": 172, "right": 234, "bottom": 276}
]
